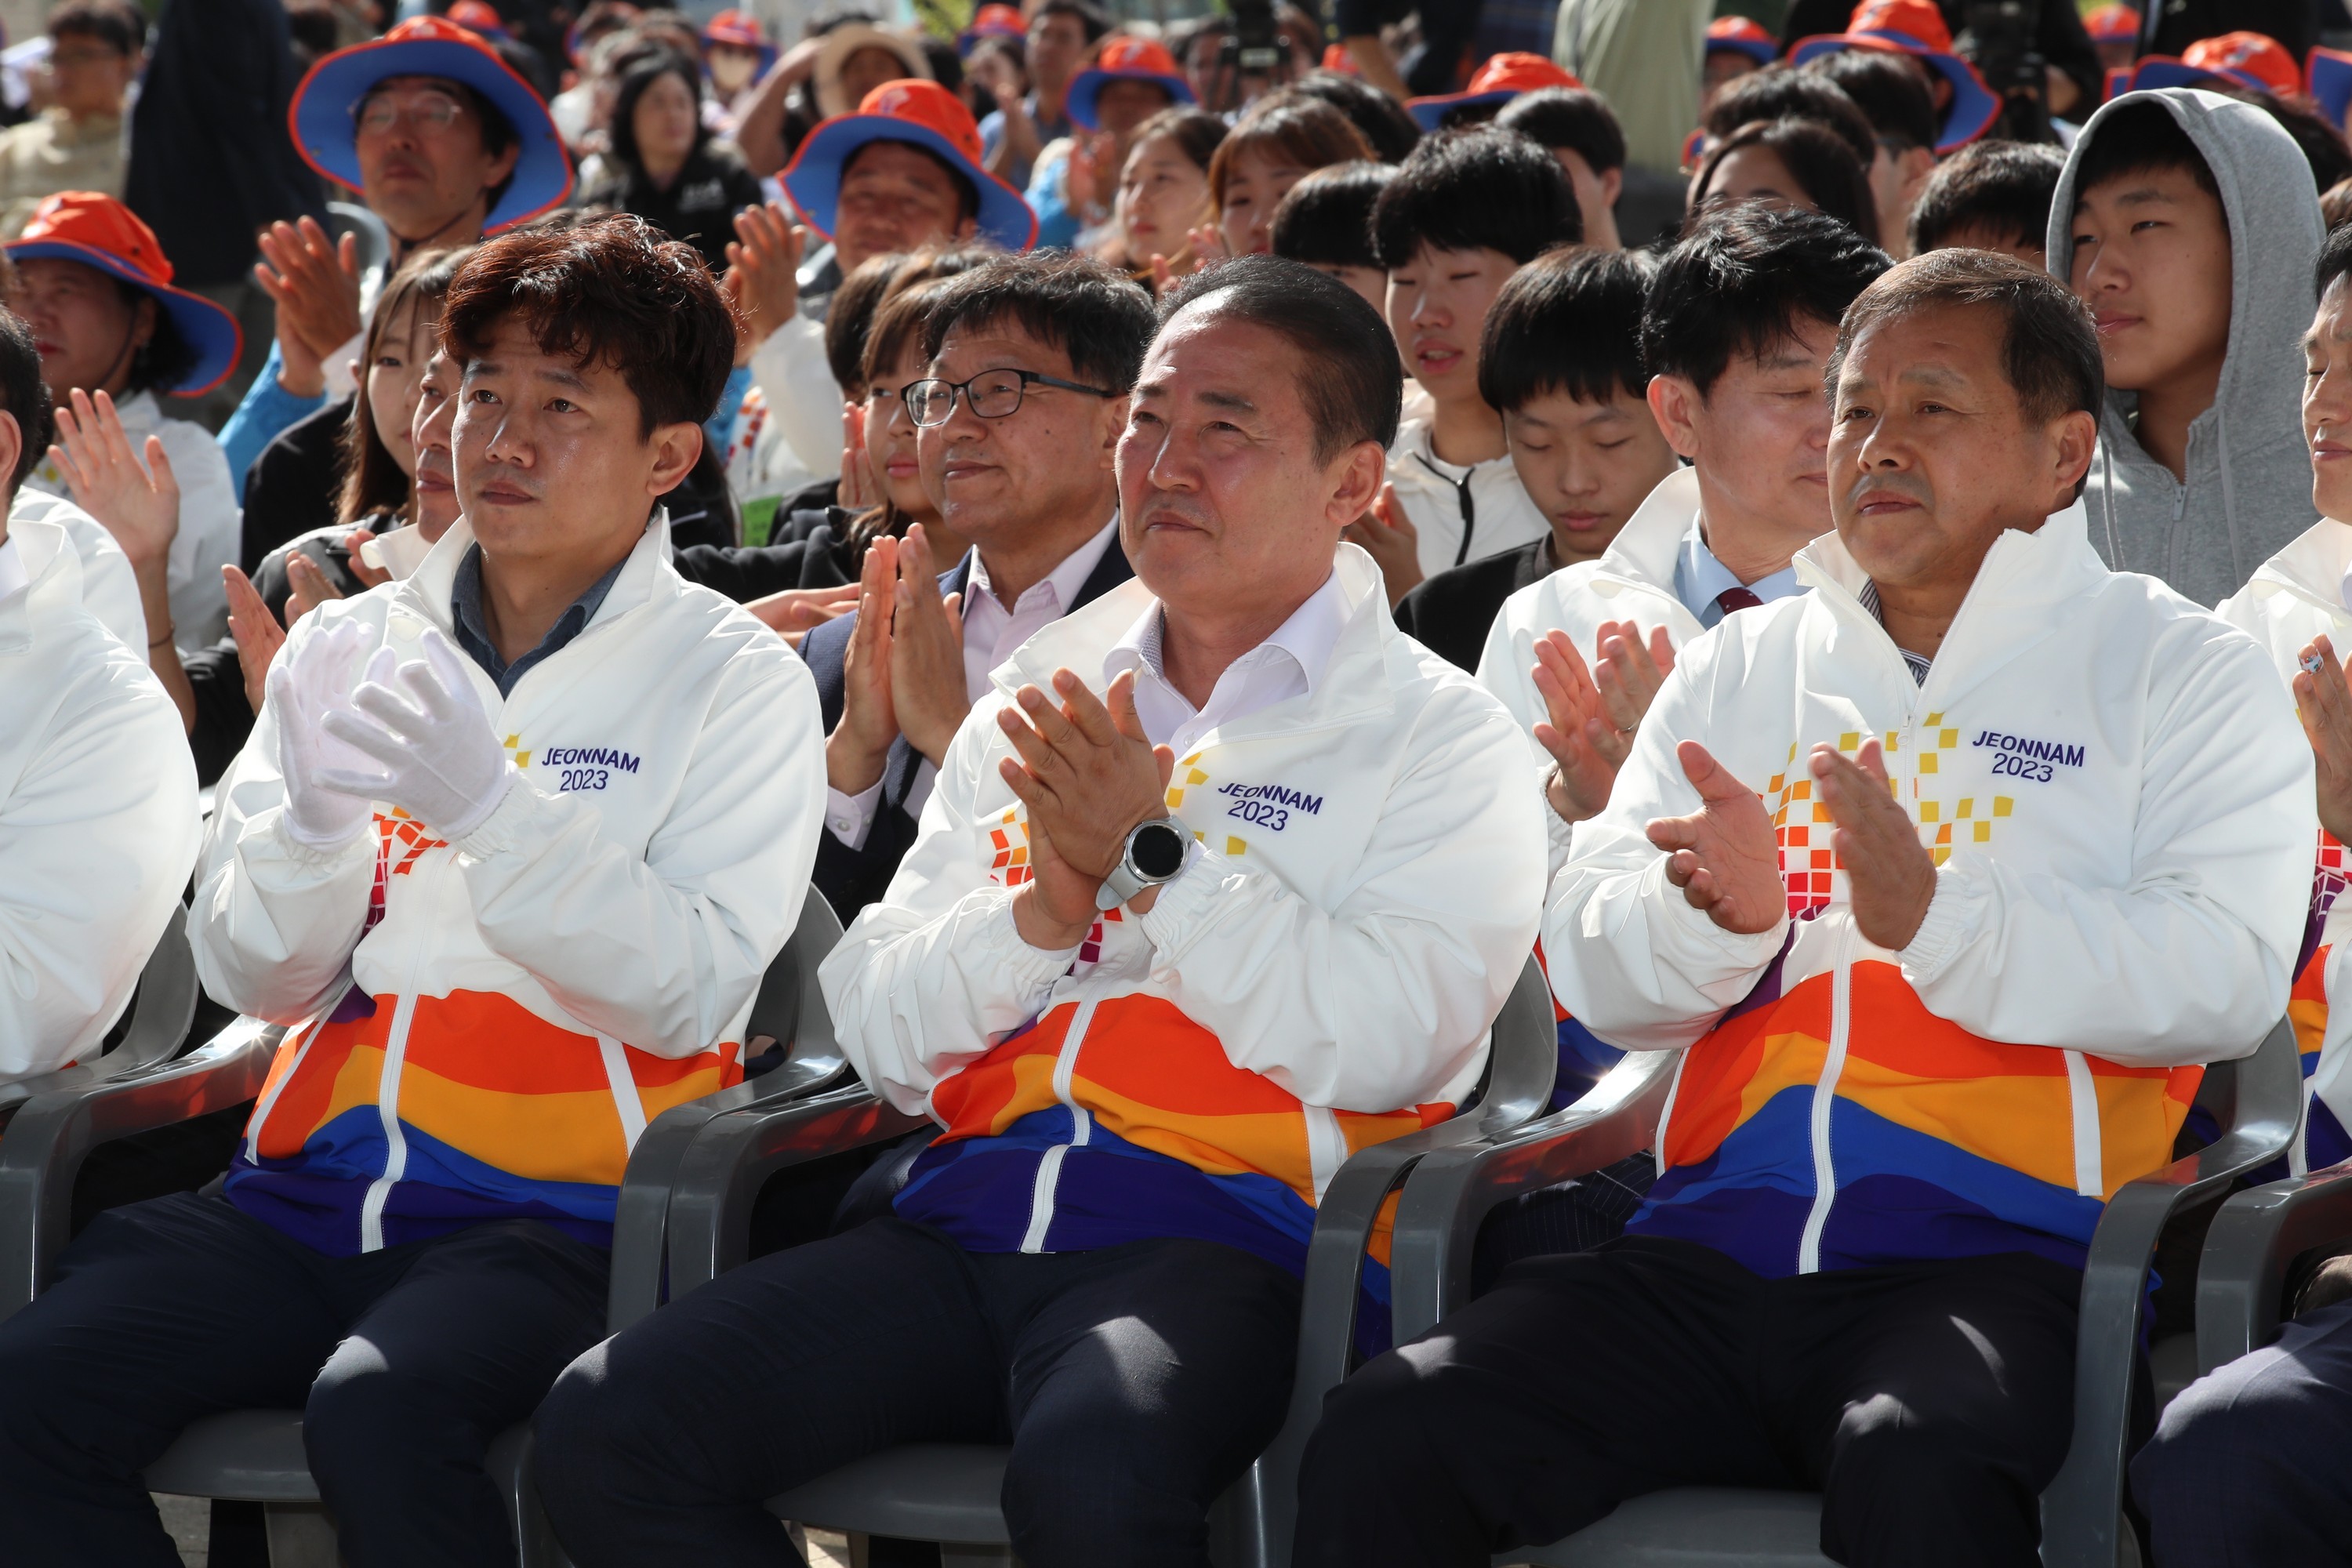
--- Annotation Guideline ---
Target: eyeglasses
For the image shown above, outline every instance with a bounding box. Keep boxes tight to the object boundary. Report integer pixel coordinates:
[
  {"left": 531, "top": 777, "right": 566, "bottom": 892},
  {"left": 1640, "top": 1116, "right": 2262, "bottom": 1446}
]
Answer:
[
  {"left": 902, "top": 368, "right": 1118, "bottom": 427},
  {"left": 353, "top": 91, "right": 469, "bottom": 136}
]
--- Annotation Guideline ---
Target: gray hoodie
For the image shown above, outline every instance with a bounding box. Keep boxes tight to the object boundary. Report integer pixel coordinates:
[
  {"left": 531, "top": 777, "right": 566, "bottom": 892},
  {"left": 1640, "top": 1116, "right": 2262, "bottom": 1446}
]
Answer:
[{"left": 2045, "top": 88, "right": 2323, "bottom": 608}]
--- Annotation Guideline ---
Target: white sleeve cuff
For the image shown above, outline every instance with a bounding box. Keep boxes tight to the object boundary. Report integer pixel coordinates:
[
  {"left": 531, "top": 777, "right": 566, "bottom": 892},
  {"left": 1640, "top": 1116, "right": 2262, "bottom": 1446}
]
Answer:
[
  {"left": 452, "top": 773, "right": 547, "bottom": 859},
  {"left": 1134, "top": 844, "right": 1221, "bottom": 958},
  {"left": 826, "top": 779, "right": 885, "bottom": 850},
  {"left": 1898, "top": 869, "right": 1979, "bottom": 983},
  {"left": 982, "top": 887, "right": 1083, "bottom": 997}
]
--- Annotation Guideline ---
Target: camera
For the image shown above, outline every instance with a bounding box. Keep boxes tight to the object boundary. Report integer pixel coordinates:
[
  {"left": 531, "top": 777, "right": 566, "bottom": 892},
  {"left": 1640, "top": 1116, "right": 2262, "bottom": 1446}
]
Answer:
[
  {"left": 1222, "top": 0, "right": 1284, "bottom": 75},
  {"left": 1958, "top": 0, "right": 2054, "bottom": 143}
]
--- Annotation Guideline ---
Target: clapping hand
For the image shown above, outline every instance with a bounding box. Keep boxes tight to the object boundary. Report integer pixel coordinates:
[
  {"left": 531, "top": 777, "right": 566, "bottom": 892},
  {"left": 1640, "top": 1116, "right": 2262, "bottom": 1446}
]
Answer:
[
  {"left": 316, "top": 629, "right": 515, "bottom": 841},
  {"left": 266, "top": 619, "right": 377, "bottom": 848},
  {"left": 2295, "top": 634, "right": 2352, "bottom": 844},
  {"left": 254, "top": 217, "right": 362, "bottom": 398},
  {"left": 1530, "top": 621, "right": 1675, "bottom": 824},
  {"left": 1646, "top": 740, "right": 1784, "bottom": 935},
  {"left": 50, "top": 388, "right": 178, "bottom": 575},
  {"left": 1810, "top": 738, "right": 1936, "bottom": 950},
  {"left": 724, "top": 202, "right": 805, "bottom": 358},
  {"left": 888, "top": 523, "right": 970, "bottom": 768},
  {"left": 996, "top": 668, "right": 1175, "bottom": 949}
]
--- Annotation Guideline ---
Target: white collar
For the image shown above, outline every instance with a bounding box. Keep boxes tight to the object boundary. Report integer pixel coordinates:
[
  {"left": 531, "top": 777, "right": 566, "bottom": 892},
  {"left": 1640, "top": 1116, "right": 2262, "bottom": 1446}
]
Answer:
[
  {"left": 969, "top": 514, "right": 1120, "bottom": 614},
  {"left": 0, "top": 533, "right": 22, "bottom": 608},
  {"left": 1102, "top": 565, "right": 1349, "bottom": 705}
]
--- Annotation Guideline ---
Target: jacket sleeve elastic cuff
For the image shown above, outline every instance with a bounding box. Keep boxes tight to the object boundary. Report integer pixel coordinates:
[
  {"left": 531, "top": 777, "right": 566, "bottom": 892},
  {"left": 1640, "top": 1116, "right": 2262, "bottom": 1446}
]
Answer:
[
  {"left": 1544, "top": 793, "right": 1579, "bottom": 884},
  {"left": 986, "top": 889, "right": 1083, "bottom": 1000},
  {"left": 270, "top": 807, "right": 373, "bottom": 868},
  {"left": 1897, "top": 871, "right": 1976, "bottom": 984},
  {"left": 452, "top": 774, "right": 547, "bottom": 860},
  {"left": 1134, "top": 847, "right": 1219, "bottom": 960}
]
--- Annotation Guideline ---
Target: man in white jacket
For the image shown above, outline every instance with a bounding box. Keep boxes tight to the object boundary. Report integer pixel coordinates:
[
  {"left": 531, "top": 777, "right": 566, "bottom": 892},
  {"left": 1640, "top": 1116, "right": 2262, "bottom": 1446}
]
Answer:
[
  {"left": 0, "top": 303, "right": 195, "bottom": 1087},
  {"left": 2132, "top": 216, "right": 2352, "bottom": 1568},
  {"left": 1296, "top": 251, "right": 2311, "bottom": 1568},
  {"left": 532, "top": 256, "right": 1546, "bottom": 1568},
  {"left": 0, "top": 216, "right": 825, "bottom": 1568}
]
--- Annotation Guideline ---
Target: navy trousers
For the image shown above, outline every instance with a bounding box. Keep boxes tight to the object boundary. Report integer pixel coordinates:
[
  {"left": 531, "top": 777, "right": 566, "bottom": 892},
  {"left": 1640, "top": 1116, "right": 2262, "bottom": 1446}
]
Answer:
[
  {"left": 1294, "top": 1236, "right": 2082, "bottom": 1568},
  {"left": 0, "top": 1190, "right": 608, "bottom": 1568},
  {"left": 2134, "top": 1296, "right": 2352, "bottom": 1566},
  {"left": 534, "top": 1216, "right": 1301, "bottom": 1568}
]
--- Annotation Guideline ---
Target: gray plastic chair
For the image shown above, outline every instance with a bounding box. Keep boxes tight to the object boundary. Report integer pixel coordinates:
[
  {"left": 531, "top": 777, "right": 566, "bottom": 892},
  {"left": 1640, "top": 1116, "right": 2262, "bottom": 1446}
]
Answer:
[
  {"left": 2196, "top": 1151, "right": 2352, "bottom": 1376},
  {"left": 0, "top": 886, "right": 846, "bottom": 1568},
  {"left": 648, "top": 956, "right": 1566, "bottom": 1568},
  {"left": 1380, "top": 1016, "right": 2305, "bottom": 1568},
  {"left": 0, "top": 902, "right": 201, "bottom": 1121}
]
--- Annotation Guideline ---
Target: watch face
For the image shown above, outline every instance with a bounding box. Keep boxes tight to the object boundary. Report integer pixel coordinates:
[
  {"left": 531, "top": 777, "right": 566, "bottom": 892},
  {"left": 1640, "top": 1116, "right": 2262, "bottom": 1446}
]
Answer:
[{"left": 1131, "top": 820, "right": 1188, "bottom": 879}]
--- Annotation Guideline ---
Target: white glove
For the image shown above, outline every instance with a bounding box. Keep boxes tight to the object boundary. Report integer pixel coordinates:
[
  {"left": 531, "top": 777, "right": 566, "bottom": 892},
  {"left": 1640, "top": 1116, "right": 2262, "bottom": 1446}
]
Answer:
[
  {"left": 267, "top": 619, "right": 379, "bottom": 849},
  {"left": 318, "top": 627, "right": 516, "bottom": 840}
]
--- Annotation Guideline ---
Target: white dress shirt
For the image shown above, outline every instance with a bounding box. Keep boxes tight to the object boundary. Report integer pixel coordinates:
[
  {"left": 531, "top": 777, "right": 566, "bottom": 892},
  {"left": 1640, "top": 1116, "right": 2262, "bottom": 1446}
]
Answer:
[
  {"left": 1671, "top": 511, "right": 1808, "bottom": 628},
  {"left": 826, "top": 516, "right": 1121, "bottom": 848},
  {"left": 0, "top": 532, "right": 24, "bottom": 605},
  {"left": 1103, "top": 565, "right": 1349, "bottom": 758}
]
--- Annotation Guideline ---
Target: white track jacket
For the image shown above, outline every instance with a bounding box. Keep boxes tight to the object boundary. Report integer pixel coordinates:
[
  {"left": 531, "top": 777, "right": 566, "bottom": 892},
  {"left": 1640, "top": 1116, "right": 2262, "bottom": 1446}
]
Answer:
[
  {"left": 1, "top": 514, "right": 196, "bottom": 1079},
  {"left": 1547, "top": 503, "right": 2312, "bottom": 1276},
  {"left": 191, "top": 515, "right": 826, "bottom": 1254},
  {"left": 819, "top": 545, "right": 1544, "bottom": 1273},
  {"left": 2217, "top": 517, "right": 2352, "bottom": 1174}
]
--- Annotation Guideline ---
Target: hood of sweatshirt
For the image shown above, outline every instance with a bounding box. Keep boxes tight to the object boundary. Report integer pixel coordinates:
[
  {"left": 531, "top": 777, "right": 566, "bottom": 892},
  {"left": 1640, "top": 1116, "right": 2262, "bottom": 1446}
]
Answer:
[{"left": 2046, "top": 87, "right": 2323, "bottom": 607}]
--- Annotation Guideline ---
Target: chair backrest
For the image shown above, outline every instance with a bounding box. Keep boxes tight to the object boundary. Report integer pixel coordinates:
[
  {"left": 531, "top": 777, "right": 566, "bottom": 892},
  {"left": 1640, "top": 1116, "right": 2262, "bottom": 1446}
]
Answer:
[
  {"left": 744, "top": 886, "right": 845, "bottom": 1088},
  {"left": 325, "top": 201, "right": 391, "bottom": 285},
  {"left": 0, "top": 902, "right": 198, "bottom": 1116},
  {"left": 1479, "top": 956, "right": 1561, "bottom": 1135}
]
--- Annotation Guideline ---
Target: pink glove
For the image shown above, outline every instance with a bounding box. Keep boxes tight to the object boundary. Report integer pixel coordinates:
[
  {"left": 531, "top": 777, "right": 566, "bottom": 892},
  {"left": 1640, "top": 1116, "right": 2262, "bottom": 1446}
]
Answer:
[{"left": 318, "top": 627, "right": 515, "bottom": 840}]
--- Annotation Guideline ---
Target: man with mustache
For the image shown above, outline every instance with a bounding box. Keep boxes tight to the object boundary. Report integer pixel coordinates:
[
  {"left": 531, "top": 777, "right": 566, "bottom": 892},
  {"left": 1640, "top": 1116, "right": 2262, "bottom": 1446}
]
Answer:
[
  {"left": 798, "top": 251, "right": 1140, "bottom": 918},
  {"left": 1294, "top": 250, "right": 2310, "bottom": 1568},
  {"left": 532, "top": 253, "right": 1543, "bottom": 1568}
]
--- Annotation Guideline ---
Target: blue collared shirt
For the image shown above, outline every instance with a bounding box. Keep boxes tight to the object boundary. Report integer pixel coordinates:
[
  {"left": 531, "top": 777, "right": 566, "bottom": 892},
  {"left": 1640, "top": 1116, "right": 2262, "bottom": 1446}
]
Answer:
[
  {"left": 1672, "top": 515, "right": 1806, "bottom": 629},
  {"left": 449, "top": 543, "right": 628, "bottom": 698}
]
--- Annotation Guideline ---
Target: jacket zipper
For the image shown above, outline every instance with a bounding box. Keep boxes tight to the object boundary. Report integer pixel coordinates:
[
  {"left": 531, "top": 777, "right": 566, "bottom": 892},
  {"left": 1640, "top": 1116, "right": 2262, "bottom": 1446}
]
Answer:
[
  {"left": 358, "top": 851, "right": 443, "bottom": 1252},
  {"left": 1019, "top": 996, "right": 1099, "bottom": 1252},
  {"left": 1796, "top": 918, "right": 1857, "bottom": 1274}
]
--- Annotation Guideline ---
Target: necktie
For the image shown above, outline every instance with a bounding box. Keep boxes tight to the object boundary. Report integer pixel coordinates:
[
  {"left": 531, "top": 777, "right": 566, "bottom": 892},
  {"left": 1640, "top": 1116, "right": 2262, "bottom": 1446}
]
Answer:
[{"left": 1715, "top": 586, "right": 1763, "bottom": 615}]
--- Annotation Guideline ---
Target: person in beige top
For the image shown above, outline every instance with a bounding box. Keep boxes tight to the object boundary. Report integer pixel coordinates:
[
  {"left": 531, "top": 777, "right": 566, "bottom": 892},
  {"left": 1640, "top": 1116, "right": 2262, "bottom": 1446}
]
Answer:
[{"left": 0, "top": 1, "right": 142, "bottom": 238}]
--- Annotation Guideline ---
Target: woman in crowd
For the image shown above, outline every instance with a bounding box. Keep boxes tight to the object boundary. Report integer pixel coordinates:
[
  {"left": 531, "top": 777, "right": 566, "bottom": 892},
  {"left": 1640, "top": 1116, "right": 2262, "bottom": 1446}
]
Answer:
[
  {"left": 1110, "top": 107, "right": 1222, "bottom": 286},
  {"left": 574, "top": 49, "right": 764, "bottom": 276},
  {"left": 1687, "top": 114, "right": 1879, "bottom": 245},
  {"left": 1207, "top": 94, "right": 1375, "bottom": 260}
]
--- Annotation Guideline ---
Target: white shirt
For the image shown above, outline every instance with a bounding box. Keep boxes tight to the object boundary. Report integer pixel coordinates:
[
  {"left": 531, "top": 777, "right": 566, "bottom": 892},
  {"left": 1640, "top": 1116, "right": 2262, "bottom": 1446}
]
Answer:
[
  {"left": 826, "top": 516, "right": 1121, "bottom": 848},
  {"left": 0, "top": 532, "right": 23, "bottom": 604},
  {"left": 1672, "top": 511, "right": 1807, "bottom": 628},
  {"left": 1104, "top": 564, "right": 1350, "bottom": 757}
]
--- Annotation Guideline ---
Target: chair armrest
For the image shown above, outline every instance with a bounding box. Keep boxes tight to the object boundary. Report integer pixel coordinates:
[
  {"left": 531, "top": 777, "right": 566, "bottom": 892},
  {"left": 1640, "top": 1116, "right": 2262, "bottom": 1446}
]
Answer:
[
  {"left": 2195, "top": 1159, "right": 2352, "bottom": 1376},
  {"left": 2038, "top": 1020, "right": 2302, "bottom": 1568},
  {"left": 0, "top": 904, "right": 201, "bottom": 1118},
  {"left": 661, "top": 1083, "right": 928, "bottom": 1302},
  {"left": 1385, "top": 1048, "right": 1680, "bottom": 1344},
  {"left": 0, "top": 1015, "right": 281, "bottom": 1322}
]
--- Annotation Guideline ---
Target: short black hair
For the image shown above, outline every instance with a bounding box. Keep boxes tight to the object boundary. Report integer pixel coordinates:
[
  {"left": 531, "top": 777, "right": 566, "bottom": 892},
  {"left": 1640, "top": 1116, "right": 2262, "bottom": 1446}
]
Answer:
[
  {"left": 2316, "top": 221, "right": 2352, "bottom": 297},
  {"left": 1908, "top": 139, "right": 2064, "bottom": 255},
  {"left": 1494, "top": 88, "right": 1625, "bottom": 176},
  {"left": 1830, "top": 248, "right": 2103, "bottom": 429},
  {"left": 2073, "top": 100, "right": 2220, "bottom": 202},
  {"left": 1157, "top": 254, "right": 1402, "bottom": 462},
  {"left": 1285, "top": 71, "right": 1423, "bottom": 164},
  {"left": 2245, "top": 91, "right": 2352, "bottom": 195},
  {"left": 1371, "top": 125, "right": 1581, "bottom": 268},
  {"left": 825, "top": 245, "right": 992, "bottom": 394},
  {"left": 918, "top": 251, "right": 1156, "bottom": 394},
  {"left": 1033, "top": 0, "right": 1109, "bottom": 44},
  {"left": 0, "top": 309, "right": 53, "bottom": 499},
  {"left": 1644, "top": 205, "right": 1890, "bottom": 398},
  {"left": 1689, "top": 116, "right": 1878, "bottom": 246},
  {"left": 47, "top": 0, "right": 141, "bottom": 56},
  {"left": 1704, "top": 65, "right": 1878, "bottom": 172},
  {"left": 441, "top": 212, "right": 738, "bottom": 437},
  {"left": 1802, "top": 47, "right": 1936, "bottom": 154},
  {"left": 1479, "top": 246, "right": 1653, "bottom": 413},
  {"left": 843, "top": 135, "right": 980, "bottom": 226},
  {"left": 1272, "top": 161, "right": 1390, "bottom": 270}
]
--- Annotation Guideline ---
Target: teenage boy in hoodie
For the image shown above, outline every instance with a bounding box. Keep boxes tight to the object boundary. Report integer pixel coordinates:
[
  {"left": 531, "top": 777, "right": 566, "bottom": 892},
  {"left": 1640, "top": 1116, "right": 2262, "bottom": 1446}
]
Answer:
[
  {"left": 2056, "top": 89, "right": 2325, "bottom": 607},
  {"left": 2132, "top": 220, "right": 2352, "bottom": 1568},
  {"left": 1357, "top": 125, "right": 1581, "bottom": 606},
  {"left": 1294, "top": 250, "right": 2312, "bottom": 1568},
  {"left": 0, "top": 216, "right": 826, "bottom": 1567}
]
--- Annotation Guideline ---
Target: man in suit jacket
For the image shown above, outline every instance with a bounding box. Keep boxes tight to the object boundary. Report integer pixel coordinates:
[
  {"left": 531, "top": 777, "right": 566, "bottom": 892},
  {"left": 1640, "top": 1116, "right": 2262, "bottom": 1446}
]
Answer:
[{"left": 801, "top": 252, "right": 1150, "bottom": 919}]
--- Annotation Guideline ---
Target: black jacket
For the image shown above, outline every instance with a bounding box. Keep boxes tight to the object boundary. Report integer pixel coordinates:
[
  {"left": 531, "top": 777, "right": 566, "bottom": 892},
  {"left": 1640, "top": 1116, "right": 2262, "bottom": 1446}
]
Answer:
[
  {"left": 1391, "top": 536, "right": 1556, "bottom": 673},
  {"left": 798, "top": 538, "right": 1136, "bottom": 922},
  {"left": 672, "top": 506, "right": 864, "bottom": 601},
  {"left": 576, "top": 143, "right": 768, "bottom": 277}
]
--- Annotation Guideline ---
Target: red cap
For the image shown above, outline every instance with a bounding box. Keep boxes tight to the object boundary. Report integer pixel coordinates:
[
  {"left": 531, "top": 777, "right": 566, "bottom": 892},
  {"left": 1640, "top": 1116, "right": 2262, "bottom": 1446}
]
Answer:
[
  {"left": 966, "top": 4, "right": 1024, "bottom": 38},
  {"left": 445, "top": 0, "right": 506, "bottom": 38},
  {"left": 1321, "top": 42, "right": 1357, "bottom": 75},
  {"left": 855, "top": 78, "right": 983, "bottom": 162},
  {"left": 20, "top": 191, "right": 174, "bottom": 284},
  {"left": 2082, "top": 5, "right": 2141, "bottom": 44},
  {"left": 1091, "top": 35, "right": 1184, "bottom": 80},
  {"left": 701, "top": 9, "right": 767, "bottom": 49},
  {"left": 1845, "top": 0, "right": 1956, "bottom": 53},
  {"left": 2182, "top": 31, "right": 2300, "bottom": 97},
  {"left": 1461, "top": 51, "right": 1581, "bottom": 96},
  {"left": 1707, "top": 16, "right": 1776, "bottom": 47}
]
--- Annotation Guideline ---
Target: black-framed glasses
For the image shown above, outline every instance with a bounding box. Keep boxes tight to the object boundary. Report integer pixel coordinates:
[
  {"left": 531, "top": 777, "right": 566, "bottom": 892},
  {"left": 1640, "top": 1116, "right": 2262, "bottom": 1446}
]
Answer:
[{"left": 902, "top": 368, "right": 1118, "bottom": 427}]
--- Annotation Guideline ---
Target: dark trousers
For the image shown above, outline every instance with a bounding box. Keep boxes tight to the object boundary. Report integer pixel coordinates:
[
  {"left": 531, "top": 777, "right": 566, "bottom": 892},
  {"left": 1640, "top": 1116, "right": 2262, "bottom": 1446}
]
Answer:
[
  {"left": 534, "top": 1216, "right": 1301, "bottom": 1568},
  {"left": 1294, "top": 1236, "right": 2081, "bottom": 1568},
  {"left": 2132, "top": 1297, "right": 2352, "bottom": 1566},
  {"left": 0, "top": 1190, "right": 608, "bottom": 1568}
]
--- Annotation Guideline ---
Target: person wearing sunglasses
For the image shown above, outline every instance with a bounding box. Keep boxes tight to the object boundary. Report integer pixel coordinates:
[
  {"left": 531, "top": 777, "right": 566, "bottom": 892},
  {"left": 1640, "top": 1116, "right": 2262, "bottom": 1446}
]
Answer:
[{"left": 797, "top": 250, "right": 1146, "bottom": 918}]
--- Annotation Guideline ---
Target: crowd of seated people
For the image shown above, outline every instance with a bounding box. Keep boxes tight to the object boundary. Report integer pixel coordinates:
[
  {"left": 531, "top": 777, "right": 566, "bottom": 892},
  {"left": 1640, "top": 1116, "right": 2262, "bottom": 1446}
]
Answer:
[{"left": 21, "top": 3, "right": 2352, "bottom": 1566}]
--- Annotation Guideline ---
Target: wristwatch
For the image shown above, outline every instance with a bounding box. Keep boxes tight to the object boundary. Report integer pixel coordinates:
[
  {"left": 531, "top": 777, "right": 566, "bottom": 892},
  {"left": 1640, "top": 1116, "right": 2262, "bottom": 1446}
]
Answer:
[{"left": 1096, "top": 816, "right": 1192, "bottom": 909}]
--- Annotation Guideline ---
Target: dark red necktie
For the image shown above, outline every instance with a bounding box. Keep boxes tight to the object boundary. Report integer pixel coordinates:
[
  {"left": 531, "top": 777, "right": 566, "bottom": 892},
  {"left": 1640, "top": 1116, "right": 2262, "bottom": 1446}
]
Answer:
[{"left": 1715, "top": 587, "right": 1763, "bottom": 615}]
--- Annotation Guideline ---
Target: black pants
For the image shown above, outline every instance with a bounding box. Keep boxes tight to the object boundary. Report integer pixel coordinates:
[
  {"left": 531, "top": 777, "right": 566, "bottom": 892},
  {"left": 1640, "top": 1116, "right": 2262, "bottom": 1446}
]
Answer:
[
  {"left": 2132, "top": 1297, "right": 2352, "bottom": 1566},
  {"left": 1294, "top": 1236, "right": 2081, "bottom": 1568},
  {"left": 0, "top": 1190, "right": 608, "bottom": 1568},
  {"left": 534, "top": 1216, "right": 1302, "bottom": 1568}
]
